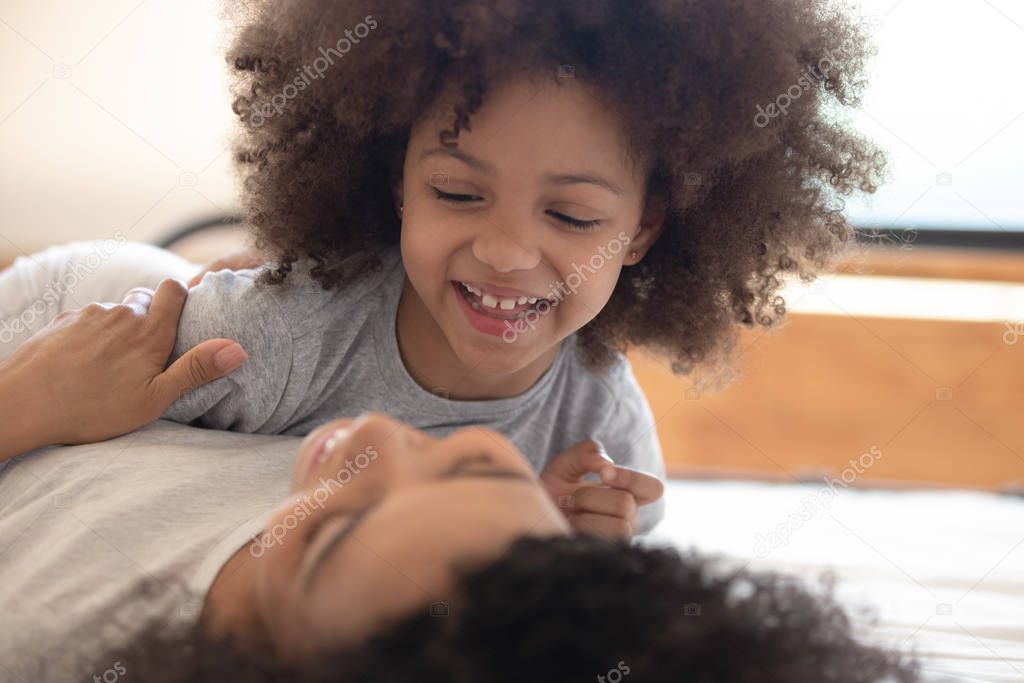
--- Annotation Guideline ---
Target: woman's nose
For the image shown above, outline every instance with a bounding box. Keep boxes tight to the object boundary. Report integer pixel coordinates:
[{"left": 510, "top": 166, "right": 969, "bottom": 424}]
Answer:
[{"left": 342, "top": 412, "right": 434, "bottom": 458}]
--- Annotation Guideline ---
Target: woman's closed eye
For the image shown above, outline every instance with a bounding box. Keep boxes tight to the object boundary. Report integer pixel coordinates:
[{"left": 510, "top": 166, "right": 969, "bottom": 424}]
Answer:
[
  {"left": 430, "top": 187, "right": 603, "bottom": 232},
  {"left": 304, "top": 453, "right": 519, "bottom": 547},
  {"left": 299, "top": 453, "right": 537, "bottom": 587}
]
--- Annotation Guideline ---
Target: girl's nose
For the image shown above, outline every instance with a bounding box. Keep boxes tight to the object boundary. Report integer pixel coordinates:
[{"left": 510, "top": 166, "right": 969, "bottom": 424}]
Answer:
[{"left": 471, "top": 218, "right": 541, "bottom": 273}]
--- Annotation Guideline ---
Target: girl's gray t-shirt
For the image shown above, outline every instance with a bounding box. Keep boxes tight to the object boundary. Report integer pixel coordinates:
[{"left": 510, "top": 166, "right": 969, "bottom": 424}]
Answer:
[{"left": 162, "top": 245, "right": 666, "bottom": 532}]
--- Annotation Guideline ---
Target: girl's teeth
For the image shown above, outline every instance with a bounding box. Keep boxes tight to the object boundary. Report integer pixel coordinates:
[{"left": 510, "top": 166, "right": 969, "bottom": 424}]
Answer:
[
  {"left": 459, "top": 281, "right": 543, "bottom": 311},
  {"left": 478, "top": 292, "right": 523, "bottom": 310}
]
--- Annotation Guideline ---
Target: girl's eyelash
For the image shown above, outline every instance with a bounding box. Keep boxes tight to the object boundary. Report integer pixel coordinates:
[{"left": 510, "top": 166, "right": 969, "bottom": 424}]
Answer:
[{"left": 430, "top": 187, "right": 603, "bottom": 232}]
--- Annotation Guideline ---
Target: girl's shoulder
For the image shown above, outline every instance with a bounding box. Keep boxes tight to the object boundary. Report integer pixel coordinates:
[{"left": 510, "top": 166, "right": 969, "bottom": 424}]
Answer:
[
  {"left": 246, "top": 245, "right": 405, "bottom": 328},
  {"left": 562, "top": 335, "right": 638, "bottom": 394}
]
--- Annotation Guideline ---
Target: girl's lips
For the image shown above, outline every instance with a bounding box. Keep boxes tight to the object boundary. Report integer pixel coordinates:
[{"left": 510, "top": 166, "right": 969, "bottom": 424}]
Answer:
[{"left": 452, "top": 280, "right": 546, "bottom": 337}]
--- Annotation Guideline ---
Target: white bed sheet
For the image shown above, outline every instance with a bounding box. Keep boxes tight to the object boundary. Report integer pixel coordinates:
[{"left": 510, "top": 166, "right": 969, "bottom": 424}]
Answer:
[{"left": 646, "top": 480, "right": 1024, "bottom": 682}]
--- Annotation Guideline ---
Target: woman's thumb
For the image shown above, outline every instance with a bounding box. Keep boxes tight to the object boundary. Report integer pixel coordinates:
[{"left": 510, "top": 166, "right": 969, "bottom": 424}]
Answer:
[{"left": 158, "top": 339, "right": 247, "bottom": 402}]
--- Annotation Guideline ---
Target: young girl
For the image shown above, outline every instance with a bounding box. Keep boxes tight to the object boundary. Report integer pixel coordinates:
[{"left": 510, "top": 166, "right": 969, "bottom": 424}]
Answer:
[
  {"left": 170, "top": 0, "right": 883, "bottom": 523},
  {"left": 4, "top": 0, "right": 886, "bottom": 537}
]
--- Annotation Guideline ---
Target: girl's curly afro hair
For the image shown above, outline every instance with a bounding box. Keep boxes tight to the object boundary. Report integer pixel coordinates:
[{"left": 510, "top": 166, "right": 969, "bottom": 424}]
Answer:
[
  {"left": 224, "top": 0, "right": 886, "bottom": 378},
  {"left": 75, "top": 535, "right": 919, "bottom": 682}
]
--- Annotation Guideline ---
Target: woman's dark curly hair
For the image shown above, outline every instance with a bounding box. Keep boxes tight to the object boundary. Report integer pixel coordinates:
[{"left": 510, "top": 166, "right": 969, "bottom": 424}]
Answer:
[
  {"left": 225, "top": 0, "right": 886, "bottom": 377},
  {"left": 77, "top": 535, "right": 918, "bottom": 682}
]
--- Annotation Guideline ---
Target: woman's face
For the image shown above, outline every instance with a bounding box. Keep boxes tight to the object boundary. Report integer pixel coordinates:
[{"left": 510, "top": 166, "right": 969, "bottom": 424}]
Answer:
[
  {"left": 396, "top": 74, "right": 664, "bottom": 376},
  {"left": 252, "top": 412, "right": 570, "bottom": 659}
]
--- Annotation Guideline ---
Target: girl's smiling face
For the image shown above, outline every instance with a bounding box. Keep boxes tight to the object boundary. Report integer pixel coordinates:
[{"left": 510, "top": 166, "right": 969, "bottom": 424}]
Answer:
[{"left": 394, "top": 74, "right": 665, "bottom": 378}]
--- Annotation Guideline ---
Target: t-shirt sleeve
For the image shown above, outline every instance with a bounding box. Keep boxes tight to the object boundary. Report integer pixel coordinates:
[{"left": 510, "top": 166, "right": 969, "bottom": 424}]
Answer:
[
  {"left": 161, "top": 269, "right": 297, "bottom": 434},
  {"left": 594, "top": 362, "right": 667, "bottom": 536}
]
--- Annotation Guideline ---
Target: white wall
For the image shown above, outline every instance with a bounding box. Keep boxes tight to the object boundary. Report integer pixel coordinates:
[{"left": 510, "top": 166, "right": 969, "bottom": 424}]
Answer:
[
  {"left": 0, "top": 0, "right": 238, "bottom": 256},
  {"left": 2, "top": 0, "right": 1022, "bottom": 263}
]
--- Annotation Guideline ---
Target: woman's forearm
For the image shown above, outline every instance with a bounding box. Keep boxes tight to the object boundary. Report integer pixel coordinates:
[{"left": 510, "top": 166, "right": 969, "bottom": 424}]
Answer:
[{"left": 0, "top": 360, "right": 50, "bottom": 462}]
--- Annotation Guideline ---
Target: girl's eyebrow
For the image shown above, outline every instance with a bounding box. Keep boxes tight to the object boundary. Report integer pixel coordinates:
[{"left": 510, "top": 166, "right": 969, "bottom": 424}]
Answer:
[
  {"left": 302, "top": 466, "right": 535, "bottom": 590},
  {"left": 418, "top": 146, "right": 624, "bottom": 196}
]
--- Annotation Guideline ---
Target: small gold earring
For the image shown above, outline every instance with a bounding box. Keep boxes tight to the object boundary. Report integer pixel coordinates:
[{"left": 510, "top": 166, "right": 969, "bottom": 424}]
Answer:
[
  {"left": 629, "top": 249, "right": 639, "bottom": 261},
  {"left": 399, "top": 204, "right": 404, "bottom": 214}
]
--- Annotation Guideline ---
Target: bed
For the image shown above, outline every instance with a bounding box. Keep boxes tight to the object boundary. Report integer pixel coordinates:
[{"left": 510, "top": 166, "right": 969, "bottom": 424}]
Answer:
[{"left": 645, "top": 478, "right": 1024, "bottom": 682}]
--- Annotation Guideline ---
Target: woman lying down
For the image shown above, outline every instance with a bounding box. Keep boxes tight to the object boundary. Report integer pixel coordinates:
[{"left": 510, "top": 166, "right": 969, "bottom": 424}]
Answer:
[{"left": 0, "top": 277, "right": 921, "bottom": 682}]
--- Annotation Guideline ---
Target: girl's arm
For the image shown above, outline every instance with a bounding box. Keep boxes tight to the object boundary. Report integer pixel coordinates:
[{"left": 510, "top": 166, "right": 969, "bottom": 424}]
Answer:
[{"left": 0, "top": 279, "right": 247, "bottom": 463}]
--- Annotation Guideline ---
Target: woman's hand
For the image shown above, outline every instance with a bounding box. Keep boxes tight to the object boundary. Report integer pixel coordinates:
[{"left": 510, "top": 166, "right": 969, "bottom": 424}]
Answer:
[
  {"left": 0, "top": 278, "right": 247, "bottom": 460},
  {"left": 540, "top": 439, "right": 665, "bottom": 540},
  {"left": 187, "top": 246, "right": 266, "bottom": 288}
]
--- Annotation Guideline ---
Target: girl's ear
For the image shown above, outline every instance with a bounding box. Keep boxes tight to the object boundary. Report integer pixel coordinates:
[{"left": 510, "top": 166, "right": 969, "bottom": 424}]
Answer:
[
  {"left": 627, "top": 195, "right": 667, "bottom": 265},
  {"left": 389, "top": 151, "right": 405, "bottom": 217}
]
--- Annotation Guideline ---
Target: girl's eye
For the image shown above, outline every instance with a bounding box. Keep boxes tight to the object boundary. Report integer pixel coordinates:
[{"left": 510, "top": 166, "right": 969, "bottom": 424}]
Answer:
[
  {"left": 430, "top": 187, "right": 603, "bottom": 233},
  {"left": 432, "top": 187, "right": 479, "bottom": 204}
]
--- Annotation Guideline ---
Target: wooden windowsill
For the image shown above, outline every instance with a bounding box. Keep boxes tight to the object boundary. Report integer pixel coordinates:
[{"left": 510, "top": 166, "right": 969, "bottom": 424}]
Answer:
[
  {"left": 837, "top": 244, "right": 1024, "bottom": 283},
  {"left": 630, "top": 272, "right": 1024, "bottom": 491}
]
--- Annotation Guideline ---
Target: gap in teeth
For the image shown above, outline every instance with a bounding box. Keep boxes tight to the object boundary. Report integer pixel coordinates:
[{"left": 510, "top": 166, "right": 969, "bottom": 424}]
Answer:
[
  {"left": 457, "top": 281, "right": 539, "bottom": 319},
  {"left": 459, "top": 281, "right": 537, "bottom": 309}
]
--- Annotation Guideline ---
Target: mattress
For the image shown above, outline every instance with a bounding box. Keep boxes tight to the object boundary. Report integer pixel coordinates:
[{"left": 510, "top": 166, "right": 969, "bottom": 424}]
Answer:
[{"left": 644, "top": 479, "right": 1024, "bottom": 682}]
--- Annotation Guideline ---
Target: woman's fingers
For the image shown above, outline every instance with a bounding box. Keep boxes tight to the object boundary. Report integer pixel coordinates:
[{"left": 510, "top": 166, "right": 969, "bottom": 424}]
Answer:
[
  {"left": 154, "top": 339, "right": 248, "bottom": 404},
  {"left": 120, "top": 286, "right": 154, "bottom": 316},
  {"left": 144, "top": 278, "right": 189, "bottom": 330},
  {"left": 140, "top": 277, "right": 248, "bottom": 403}
]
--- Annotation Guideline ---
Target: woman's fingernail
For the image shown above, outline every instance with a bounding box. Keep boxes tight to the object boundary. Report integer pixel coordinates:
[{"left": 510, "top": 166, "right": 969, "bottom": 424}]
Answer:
[
  {"left": 214, "top": 344, "right": 247, "bottom": 370},
  {"left": 601, "top": 467, "right": 617, "bottom": 483}
]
